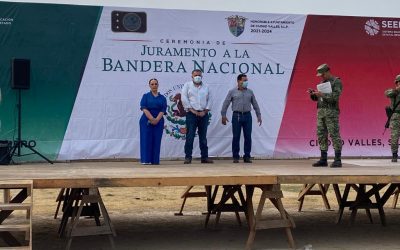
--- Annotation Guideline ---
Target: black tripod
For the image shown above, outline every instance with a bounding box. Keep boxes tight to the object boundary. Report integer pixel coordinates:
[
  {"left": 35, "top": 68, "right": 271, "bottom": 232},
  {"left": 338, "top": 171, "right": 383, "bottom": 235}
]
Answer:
[{"left": 9, "top": 89, "right": 53, "bottom": 164}]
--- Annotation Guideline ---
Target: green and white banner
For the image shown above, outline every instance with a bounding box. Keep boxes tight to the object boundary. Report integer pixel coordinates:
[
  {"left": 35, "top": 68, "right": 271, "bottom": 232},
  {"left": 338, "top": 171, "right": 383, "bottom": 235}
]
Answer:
[
  {"left": 3, "top": 2, "right": 400, "bottom": 161},
  {"left": 0, "top": 2, "right": 101, "bottom": 161},
  {"left": 0, "top": 2, "right": 306, "bottom": 161}
]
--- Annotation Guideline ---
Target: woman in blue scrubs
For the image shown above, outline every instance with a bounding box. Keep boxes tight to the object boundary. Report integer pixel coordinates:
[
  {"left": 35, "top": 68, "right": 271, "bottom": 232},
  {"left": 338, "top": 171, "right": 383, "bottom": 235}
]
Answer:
[{"left": 140, "top": 78, "right": 167, "bottom": 165}]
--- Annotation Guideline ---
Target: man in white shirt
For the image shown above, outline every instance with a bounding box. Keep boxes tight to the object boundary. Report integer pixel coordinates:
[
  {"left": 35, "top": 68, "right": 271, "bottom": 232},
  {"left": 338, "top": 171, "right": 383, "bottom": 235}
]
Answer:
[{"left": 181, "top": 69, "right": 213, "bottom": 164}]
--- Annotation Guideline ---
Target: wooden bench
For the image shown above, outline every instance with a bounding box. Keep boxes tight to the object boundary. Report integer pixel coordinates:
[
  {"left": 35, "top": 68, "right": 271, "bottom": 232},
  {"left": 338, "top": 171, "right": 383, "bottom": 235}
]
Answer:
[
  {"left": 0, "top": 180, "right": 33, "bottom": 249},
  {"left": 204, "top": 185, "right": 247, "bottom": 228},
  {"left": 58, "top": 188, "right": 116, "bottom": 250},
  {"left": 175, "top": 186, "right": 207, "bottom": 216},
  {"left": 297, "top": 184, "right": 331, "bottom": 211},
  {"left": 245, "top": 184, "right": 295, "bottom": 250},
  {"left": 391, "top": 187, "right": 400, "bottom": 209},
  {"left": 333, "top": 184, "right": 386, "bottom": 225}
]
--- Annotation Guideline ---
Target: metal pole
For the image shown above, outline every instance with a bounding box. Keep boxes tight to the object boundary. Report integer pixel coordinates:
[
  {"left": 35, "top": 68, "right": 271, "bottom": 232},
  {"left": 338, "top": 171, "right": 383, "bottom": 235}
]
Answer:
[{"left": 17, "top": 89, "right": 21, "bottom": 156}]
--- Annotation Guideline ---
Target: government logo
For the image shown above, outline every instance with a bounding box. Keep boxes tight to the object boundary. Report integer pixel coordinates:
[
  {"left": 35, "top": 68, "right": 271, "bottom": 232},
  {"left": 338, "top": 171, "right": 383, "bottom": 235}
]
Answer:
[{"left": 227, "top": 15, "right": 247, "bottom": 37}]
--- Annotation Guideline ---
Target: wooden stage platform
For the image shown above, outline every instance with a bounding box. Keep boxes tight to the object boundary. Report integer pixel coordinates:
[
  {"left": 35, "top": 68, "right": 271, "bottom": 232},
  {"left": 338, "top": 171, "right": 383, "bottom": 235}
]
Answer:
[
  {"left": 1, "top": 159, "right": 400, "bottom": 249},
  {"left": 0, "top": 159, "right": 399, "bottom": 188}
]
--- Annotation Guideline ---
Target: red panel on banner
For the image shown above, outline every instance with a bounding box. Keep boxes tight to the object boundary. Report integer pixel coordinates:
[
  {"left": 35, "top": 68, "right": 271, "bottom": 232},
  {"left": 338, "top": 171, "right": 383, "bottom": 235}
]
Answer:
[{"left": 275, "top": 15, "right": 400, "bottom": 157}]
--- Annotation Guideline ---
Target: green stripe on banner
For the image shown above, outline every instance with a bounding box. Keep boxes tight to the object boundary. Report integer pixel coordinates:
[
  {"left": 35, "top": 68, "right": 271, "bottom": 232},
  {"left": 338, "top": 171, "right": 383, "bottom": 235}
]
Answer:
[{"left": 0, "top": 2, "right": 102, "bottom": 161}]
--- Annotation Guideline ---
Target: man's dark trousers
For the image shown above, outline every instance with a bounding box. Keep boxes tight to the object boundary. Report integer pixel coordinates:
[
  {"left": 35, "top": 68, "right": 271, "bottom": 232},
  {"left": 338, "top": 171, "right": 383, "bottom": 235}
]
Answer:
[
  {"left": 232, "top": 111, "right": 252, "bottom": 160},
  {"left": 184, "top": 112, "right": 209, "bottom": 160}
]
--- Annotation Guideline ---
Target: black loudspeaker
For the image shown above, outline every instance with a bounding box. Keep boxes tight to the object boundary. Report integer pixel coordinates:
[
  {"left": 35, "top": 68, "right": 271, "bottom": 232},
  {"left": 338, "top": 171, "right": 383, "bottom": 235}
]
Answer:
[
  {"left": 0, "top": 140, "right": 11, "bottom": 165},
  {"left": 11, "top": 58, "right": 30, "bottom": 89}
]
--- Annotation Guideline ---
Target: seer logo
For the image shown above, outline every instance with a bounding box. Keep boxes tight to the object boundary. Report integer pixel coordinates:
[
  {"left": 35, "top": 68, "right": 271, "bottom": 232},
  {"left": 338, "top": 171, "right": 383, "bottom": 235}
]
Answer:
[
  {"left": 111, "top": 11, "right": 147, "bottom": 33},
  {"left": 364, "top": 19, "right": 380, "bottom": 36}
]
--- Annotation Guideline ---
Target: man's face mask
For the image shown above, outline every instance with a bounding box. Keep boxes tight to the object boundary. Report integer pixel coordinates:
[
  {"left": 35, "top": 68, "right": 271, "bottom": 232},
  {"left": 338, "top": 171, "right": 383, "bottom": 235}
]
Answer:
[{"left": 193, "top": 75, "right": 202, "bottom": 84}]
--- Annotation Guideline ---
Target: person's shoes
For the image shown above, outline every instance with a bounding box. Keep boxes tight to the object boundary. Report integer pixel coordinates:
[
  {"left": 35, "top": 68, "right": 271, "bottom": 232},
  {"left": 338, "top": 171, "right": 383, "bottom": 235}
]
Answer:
[
  {"left": 312, "top": 150, "right": 328, "bottom": 167},
  {"left": 330, "top": 160, "right": 342, "bottom": 168},
  {"left": 330, "top": 151, "right": 342, "bottom": 168},
  {"left": 312, "top": 160, "right": 328, "bottom": 167},
  {"left": 243, "top": 158, "right": 252, "bottom": 163},
  {"left": 392, "top": 152, "right": 398, "bottom": 162},
  {"left": 233, "top": 159, "right": 239, "bottom": 163},
  {"left": 201, "top": 158, "right": 214, "bottom": 164},
  {"left": 184, "top": 158, "right": 192, "bottom": 164}
]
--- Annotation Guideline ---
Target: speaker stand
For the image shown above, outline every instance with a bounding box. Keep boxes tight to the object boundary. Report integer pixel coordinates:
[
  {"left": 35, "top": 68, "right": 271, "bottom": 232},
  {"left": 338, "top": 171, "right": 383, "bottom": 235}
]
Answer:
[{"left": 9, "top": 89, "right": 53, "bottom": 164}]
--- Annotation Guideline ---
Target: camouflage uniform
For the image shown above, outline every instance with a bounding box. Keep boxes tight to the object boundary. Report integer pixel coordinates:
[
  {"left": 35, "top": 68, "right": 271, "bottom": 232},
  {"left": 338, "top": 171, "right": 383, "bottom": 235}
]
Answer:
[
  {"left": 311, "top": 77, "right": 343, "bottom": 152},
  {"left": 310, "top": 75, "right": 343, "bottom": 168},
  {"left": 385, "top": 86, "right": 400, "bottom": 159}
]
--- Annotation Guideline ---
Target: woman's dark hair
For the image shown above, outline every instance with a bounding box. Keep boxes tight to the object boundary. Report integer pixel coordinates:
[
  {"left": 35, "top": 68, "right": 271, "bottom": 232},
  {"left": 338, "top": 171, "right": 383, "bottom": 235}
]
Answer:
[{"left": 148, "top": 78, "right": 158, "bottom": 84}]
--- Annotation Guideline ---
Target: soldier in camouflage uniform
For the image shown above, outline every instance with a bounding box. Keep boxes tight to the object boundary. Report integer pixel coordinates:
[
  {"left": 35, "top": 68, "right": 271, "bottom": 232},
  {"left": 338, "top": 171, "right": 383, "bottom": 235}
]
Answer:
[
  {"left": 308, "top": 64, "right": 343, "bottom": 168},
  {"left": 385, "top": 75, "right": 400, "bottom": 162}
]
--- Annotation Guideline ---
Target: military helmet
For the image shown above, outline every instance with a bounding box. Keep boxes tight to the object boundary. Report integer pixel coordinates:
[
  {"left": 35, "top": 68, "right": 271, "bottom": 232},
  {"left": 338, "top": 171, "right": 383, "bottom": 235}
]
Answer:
[
  {"left": 316, "top": 64, "right": 330, "bottom": 76},
  {"left": 395, "top": 74, "right": 400, "bottom": 83}
]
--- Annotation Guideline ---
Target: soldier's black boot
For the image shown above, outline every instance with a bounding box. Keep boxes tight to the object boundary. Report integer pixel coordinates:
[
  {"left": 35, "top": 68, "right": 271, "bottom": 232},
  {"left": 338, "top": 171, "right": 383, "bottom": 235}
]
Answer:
[
  {"left": 312, "top": 151, "right": 328, "bottom": 167},
  {"left": 330, "top": 151, "right": 342, "bottom": 168},
  {"left": 392, "top": 152, "right": 398, "bottom": 163}
]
